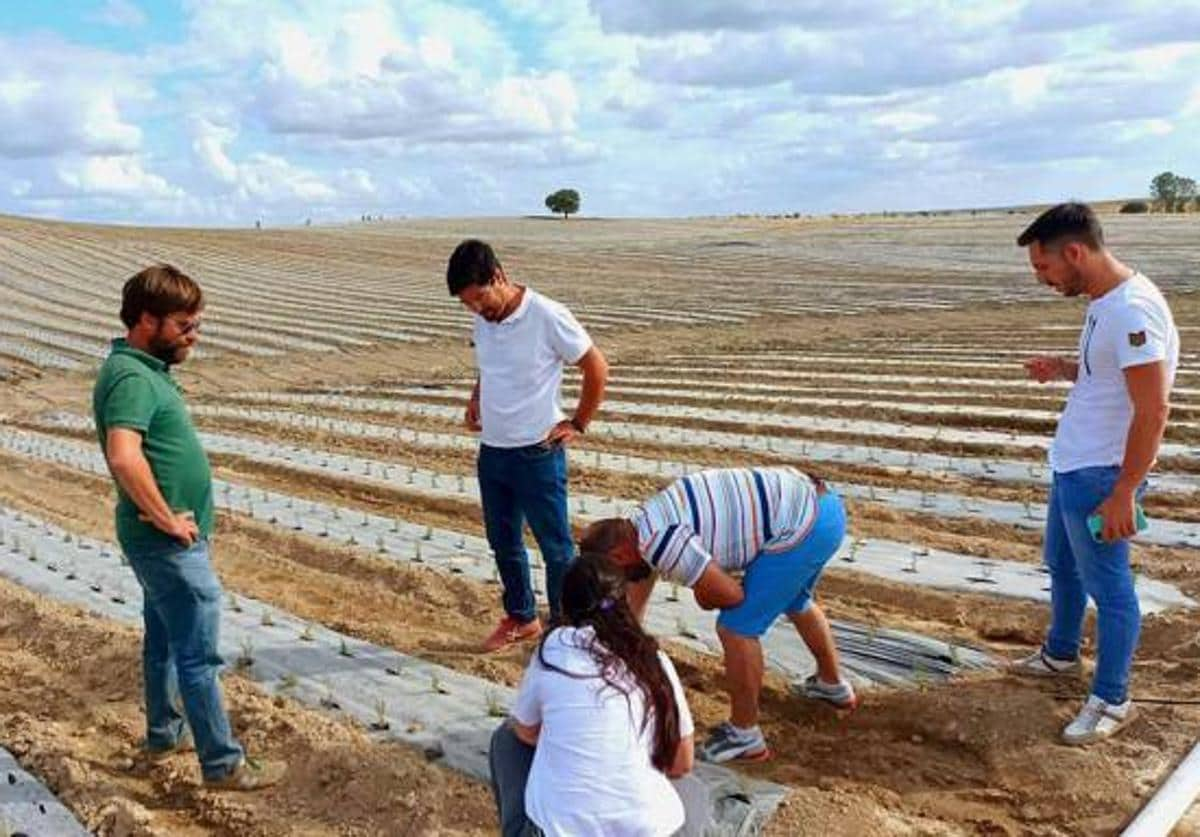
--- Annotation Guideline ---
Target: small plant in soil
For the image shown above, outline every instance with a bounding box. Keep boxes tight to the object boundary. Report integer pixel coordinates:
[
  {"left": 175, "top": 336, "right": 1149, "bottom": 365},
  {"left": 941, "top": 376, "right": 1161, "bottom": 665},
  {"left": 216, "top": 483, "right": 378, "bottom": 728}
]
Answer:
[
  {"left": 485, "top": 688, "right": 506, "bottom": 718},
  {"left": 370, "top": 699, "right": 391, "bottom": 731},
  {"left": 261, "top": 611, "right": 275, "bottom": 627},
  {"left": 236, "top": 637, "right": 255, "bottom": 669},
  {"left": 278, "top": 673, "right": 299, "bottom": 691},
  {"left": 320, "top": 681, "right": 341, "bottom": 710},
  {"left": 228, "top": 593, "right": 244, "bottom": 613},
  {"left": 675, "top": 617, "right": 698, "bottom": 640},
  {"left": 430, "top": 672, "right": 450, "bottom": 695},
  {"left": 338, "top": 638, "right": 354, "bottom": 658},
  {"left": 300, "top": 623, "right": 315, "bottom": 642},
  {"left": 912, "top": 659, "right": 931, "bottom": 693}
]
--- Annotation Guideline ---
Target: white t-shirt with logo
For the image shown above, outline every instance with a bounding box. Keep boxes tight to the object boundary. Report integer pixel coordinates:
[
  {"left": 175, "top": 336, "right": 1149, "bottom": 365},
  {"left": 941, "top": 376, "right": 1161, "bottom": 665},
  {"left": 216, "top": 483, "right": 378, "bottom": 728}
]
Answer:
[
  {"left": 512, "top": 626, "right": 695, "bottom": 837},
  {"left": 1051, "top": 273, "right": 1180, "bottom": 473},
  {"left": 473, "top": 288, "right": 592, "bottom": 448}
]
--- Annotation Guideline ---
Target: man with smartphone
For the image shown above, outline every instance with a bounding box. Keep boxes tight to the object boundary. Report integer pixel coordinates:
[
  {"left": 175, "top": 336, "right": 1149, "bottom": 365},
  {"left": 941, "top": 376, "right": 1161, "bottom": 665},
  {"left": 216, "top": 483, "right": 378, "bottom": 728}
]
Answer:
[
  {"left": 93, "top": 265, "right": 284, "bottom": 789},
  {"left": 1014, "top": 203, "right": 1179, "bottom": 744}
]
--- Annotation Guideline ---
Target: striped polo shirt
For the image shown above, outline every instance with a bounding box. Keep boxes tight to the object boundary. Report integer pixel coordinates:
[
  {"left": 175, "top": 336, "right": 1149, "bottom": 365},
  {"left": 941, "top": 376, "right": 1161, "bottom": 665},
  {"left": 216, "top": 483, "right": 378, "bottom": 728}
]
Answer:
[{"left": 630, "top": 467, "right": 820, "bottom": 587}]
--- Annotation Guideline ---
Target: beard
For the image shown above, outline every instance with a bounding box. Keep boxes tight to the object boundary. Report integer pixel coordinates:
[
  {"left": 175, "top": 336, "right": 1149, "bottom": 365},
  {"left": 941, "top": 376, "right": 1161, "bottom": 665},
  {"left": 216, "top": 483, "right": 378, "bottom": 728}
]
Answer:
[
  {"left": 149, "top": 326, "right": 188, "bottom": 365},
  {"left": 1060, "top": 267, "right": 1086, "bottom": 297}
]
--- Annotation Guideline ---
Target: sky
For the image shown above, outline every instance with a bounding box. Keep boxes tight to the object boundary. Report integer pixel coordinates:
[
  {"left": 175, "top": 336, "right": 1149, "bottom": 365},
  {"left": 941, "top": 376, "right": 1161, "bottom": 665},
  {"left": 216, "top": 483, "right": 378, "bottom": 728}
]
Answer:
[{"left": 1, "top": 0, "right": 1198, "bottom": 225}]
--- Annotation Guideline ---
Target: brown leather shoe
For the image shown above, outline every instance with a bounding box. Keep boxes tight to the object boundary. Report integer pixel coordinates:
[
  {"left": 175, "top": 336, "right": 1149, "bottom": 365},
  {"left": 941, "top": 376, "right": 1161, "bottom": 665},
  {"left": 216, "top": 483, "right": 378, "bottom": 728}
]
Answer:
[{"left": 481, "top": 615, "right": 543, "bottom": 653}]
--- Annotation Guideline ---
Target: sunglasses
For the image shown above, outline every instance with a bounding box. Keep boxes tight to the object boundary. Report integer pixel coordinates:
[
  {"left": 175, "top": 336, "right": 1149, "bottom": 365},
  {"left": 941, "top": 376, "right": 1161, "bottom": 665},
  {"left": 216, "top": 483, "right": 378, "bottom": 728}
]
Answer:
[{"left": 164, "top": 315, "right": 203, "bottom": 335}]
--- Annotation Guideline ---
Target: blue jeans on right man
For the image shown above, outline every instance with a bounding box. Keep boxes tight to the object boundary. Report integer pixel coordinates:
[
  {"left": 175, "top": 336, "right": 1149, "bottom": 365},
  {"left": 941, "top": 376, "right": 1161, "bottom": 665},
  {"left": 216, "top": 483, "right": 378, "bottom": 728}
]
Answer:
[
  {"left": 477, "top": 442, "right": 575, "bottom": 623},
  {"left": 125, "top": 538, "right": 244, "bottom": 781},
  {"left": 1043, "top": 466, "right": 1144, "bottom": 705}
]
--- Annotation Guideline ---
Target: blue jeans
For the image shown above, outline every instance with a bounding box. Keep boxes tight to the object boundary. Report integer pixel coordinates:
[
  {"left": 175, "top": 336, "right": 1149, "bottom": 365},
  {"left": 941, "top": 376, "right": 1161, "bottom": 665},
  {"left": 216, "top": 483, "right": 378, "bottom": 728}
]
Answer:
[
  {"left": 478, "top": 442, "right": 575, "bottom": 623},
  {"left": 125, "top": 538, "right": 244, "bottom": 781},
  {"left": 1043, "top": 466, "right": 1145, "bottom": 704}
]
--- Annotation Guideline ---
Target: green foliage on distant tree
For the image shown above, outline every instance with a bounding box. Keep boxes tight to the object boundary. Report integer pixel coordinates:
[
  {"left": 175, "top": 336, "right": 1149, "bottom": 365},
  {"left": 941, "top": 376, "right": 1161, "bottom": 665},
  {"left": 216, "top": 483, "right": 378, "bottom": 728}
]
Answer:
[
  {"left": 545, "top": 189, "right": 581, "bottom": 219},
  {"left": 1149, "top": 171, "right": 1197, "bottom": 212}
]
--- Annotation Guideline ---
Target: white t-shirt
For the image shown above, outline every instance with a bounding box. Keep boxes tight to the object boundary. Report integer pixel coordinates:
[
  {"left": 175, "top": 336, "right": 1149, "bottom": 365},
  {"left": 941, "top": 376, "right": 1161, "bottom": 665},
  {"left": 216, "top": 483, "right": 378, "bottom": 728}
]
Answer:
[
  {"left": 473, "top": 288, "right": 592, "bottom": 448},
  {"left": 512, "top": 626, "right": 695, "bottom": 837},
  {"left": 1051, "top": 273, "right": 1179, "bottom": 473}
]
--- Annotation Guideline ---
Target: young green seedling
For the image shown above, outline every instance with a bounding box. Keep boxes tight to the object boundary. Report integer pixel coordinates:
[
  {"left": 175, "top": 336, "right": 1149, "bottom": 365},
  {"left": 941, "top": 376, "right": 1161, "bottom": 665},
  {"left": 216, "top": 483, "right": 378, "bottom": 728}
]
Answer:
[
  {"left": 485, "top": 688, "right": 506, "bottom": 718},
  {"left": 320, "top": 680, "right": 340, "bottom": 710},
  {"left": 236, "top": 637, "right": 255, "bottom": 669},
  {"left": 430, "top": 671, "right": 450, "bottom": 695},
  {"left": 370, "top": 698, "right": 391, "bottom": 731}
]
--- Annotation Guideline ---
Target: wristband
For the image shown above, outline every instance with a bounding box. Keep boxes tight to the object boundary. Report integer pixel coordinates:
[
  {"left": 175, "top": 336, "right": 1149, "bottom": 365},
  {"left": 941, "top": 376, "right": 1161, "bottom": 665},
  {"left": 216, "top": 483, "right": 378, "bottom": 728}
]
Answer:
[{"left": 569, "top": 417, "right": 586, "bottom": 434}]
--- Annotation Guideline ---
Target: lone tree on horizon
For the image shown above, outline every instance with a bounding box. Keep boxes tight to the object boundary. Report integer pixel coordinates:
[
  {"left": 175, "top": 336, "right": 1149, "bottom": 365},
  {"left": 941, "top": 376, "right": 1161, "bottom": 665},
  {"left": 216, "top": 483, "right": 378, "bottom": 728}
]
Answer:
[
  {"left": 545, "top": 188, "right": 581, "bottom": 219},
  {"left": 1150, "top": 170, "right": 1197, "bottom": 212}
]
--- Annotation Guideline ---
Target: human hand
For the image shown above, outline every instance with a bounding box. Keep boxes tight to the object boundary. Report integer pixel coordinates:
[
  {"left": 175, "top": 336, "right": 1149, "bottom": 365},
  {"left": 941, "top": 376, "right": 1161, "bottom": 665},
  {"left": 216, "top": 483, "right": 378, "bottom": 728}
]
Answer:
[
  {"left": 1092, "top": 487, "right": 1137, "bottom": 542},
  {"left": 544, "top": 419, "right": 579, "bottom": 446},
  {"left": 161, "top": 511, "right": 199, "bottom": 546},
  {"left": 465, "top": 397, "right": 482, "bottom": 432},
  {"left": 1024, "top": 355, "right": 1065, "bottom": 383}
]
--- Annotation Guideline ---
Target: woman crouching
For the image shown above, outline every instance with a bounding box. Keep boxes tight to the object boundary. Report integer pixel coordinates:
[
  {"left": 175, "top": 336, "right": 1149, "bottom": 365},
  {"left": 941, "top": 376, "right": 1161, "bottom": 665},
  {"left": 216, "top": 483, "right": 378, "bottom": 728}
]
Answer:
[{"left": 489, "top": 553, "right": 710, "bottom": 836}]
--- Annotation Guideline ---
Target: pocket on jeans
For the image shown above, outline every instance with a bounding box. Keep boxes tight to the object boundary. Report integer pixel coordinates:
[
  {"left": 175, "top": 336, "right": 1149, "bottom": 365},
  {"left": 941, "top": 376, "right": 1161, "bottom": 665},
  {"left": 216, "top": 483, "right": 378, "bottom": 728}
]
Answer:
[{"left": 518, "top": 441, "right": 560, "bottom": 460}]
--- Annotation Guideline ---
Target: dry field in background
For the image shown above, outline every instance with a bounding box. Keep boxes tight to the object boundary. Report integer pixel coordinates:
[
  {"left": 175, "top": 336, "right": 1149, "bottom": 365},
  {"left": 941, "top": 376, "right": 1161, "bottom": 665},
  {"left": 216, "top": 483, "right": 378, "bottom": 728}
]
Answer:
[{"left": 1, "top": 210, "right": 1198, "bottom": 836}]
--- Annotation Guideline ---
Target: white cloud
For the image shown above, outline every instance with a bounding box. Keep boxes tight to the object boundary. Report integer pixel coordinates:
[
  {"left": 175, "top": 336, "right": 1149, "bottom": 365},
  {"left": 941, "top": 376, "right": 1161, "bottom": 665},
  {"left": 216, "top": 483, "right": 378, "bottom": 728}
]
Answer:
[
  {"left": 872, "top": 111, "right": 939, "bottom": 133},
  {"left": 185, "top": 115, "right": 382, "bottom": 213},
  {"left": 0, "top": 0, "right": 1198, "bottom": 223},
  {"left": 94, "top": 0, "right": 148, "bottom": 29},
  {"left": 0, "top": 36, "right": 147, "bottom": 159},
  {"left": 56, "top": 155, "right": 180, "bottom": 199}
]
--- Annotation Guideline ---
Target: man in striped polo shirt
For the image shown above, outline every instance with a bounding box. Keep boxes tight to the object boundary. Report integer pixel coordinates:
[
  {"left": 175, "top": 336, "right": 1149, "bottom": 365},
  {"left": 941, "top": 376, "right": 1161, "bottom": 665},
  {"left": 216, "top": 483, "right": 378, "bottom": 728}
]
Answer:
[{"left": 579, "top": 466, "right": 854, "bottom": 763}]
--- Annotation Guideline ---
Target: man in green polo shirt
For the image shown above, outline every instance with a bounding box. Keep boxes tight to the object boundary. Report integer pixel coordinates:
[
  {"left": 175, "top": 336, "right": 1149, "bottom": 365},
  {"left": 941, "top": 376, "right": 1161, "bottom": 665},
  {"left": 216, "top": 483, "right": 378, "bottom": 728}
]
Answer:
[{"left": 92, "top": 264, "right": 283, "bottom": 791}]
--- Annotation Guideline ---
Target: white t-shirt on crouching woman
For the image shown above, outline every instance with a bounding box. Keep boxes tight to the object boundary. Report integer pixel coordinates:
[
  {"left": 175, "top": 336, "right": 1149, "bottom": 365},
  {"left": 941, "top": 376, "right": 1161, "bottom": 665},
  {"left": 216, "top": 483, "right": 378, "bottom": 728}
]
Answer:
[{"left": 512, "top": 625, "right": 695, "bottom": 837}]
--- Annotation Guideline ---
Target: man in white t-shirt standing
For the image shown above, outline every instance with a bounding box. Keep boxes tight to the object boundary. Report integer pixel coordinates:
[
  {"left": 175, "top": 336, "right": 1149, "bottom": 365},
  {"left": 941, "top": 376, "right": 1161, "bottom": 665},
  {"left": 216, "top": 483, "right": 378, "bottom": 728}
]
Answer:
[
  {"left": 1013, "top": 202, "right": 1179, "bottom": 745},
  {"left": 447, "top": 239, "right": 608, "bottom": 652}
]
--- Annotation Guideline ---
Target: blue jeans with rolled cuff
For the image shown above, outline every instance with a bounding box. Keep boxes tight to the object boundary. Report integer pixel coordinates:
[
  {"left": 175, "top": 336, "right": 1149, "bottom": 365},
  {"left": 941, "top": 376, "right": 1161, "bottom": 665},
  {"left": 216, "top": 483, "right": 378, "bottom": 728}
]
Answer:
[
  {"left": 124, "top": 537, "right": 244, "bottom": 781},
  {"left": 1042, "top": 466, "right": 1146, "bottom": 705},
  {"left": 477, "top": 442, "right": 576, "bottom": 623}
]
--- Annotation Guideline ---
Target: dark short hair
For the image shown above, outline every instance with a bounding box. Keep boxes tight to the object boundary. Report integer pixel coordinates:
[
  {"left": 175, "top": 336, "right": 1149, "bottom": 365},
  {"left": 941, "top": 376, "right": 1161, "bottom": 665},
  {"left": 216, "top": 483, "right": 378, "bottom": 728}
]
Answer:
[
  {"left": 120, "top": 264, "right": 203, "bottom": 329},
  {"left": 1016, "top": 202, "right": 1104, "bottom": 250},
  {"left": 446, "top": 239, "right": 500, "bottom": 296}
]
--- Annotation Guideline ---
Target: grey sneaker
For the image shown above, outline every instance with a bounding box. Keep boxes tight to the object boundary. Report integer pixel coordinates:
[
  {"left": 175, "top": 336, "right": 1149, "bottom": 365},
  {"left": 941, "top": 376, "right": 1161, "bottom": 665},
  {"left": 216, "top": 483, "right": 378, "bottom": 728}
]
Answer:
[
  {"left": 204, "top": 757, "right": 286, "bottom": 791},
  {"left": 700, "top": 722, "right": 770, "bottom": 764},
  {"left": 1062, "top": 695, "right": 1136, "bottom": 746},
  {"left": 1011, "top": 648, "right": 1081, "bottom": 678},
  {"left": 144, "top": 729, "right": 193, "bottom": 761},
  {"left": 797, "top": 674, "right": 858, "bottom": 709}
]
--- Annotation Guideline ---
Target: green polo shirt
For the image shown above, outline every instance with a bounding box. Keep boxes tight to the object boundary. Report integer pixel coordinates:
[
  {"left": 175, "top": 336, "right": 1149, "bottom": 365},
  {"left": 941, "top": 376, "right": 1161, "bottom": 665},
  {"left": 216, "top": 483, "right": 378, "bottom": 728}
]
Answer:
[{"left": 92, "top": 338, "right": 215, "bottom": 554}]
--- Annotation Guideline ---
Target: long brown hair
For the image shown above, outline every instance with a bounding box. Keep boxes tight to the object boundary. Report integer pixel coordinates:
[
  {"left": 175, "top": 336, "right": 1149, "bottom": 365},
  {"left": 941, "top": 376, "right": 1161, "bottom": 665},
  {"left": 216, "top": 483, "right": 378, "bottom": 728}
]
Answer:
[{"left": 537, "top": 553, "right": 681, "bottom": 772}]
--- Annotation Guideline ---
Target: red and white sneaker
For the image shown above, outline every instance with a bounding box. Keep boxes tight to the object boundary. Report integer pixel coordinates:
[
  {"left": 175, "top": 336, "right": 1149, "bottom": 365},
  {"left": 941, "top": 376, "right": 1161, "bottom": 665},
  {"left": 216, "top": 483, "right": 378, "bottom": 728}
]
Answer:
[{"left": 481, "top": 615, "right": 543, "bottom": 653}]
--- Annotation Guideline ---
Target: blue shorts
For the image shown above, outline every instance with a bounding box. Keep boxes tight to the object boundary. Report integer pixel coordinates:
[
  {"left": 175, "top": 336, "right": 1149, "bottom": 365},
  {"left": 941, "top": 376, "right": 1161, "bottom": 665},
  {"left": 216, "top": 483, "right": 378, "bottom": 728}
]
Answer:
[{"left": 716, "top": 491, "right": 847, "bottom": 638}]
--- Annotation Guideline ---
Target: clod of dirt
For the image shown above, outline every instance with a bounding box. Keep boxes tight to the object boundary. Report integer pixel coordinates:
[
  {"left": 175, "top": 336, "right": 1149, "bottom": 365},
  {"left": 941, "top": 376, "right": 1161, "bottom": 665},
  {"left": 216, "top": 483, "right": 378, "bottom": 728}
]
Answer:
[{"left": 93, "top": 799, "right": 154, "bottom": 837}]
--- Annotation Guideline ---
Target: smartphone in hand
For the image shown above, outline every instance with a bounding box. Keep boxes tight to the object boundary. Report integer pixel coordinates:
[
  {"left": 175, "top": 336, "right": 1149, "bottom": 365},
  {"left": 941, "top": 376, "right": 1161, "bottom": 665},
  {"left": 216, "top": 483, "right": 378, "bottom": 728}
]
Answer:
[{"left": 1087, "top": 505, "right": 1148, "bottom": 542}]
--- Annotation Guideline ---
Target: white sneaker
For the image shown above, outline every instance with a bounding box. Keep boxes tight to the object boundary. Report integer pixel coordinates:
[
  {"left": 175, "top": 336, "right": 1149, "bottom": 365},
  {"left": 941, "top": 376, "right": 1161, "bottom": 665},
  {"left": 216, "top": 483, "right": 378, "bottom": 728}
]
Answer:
[
  {"left": 1011, "top": 647, "right": 1081, "bottom": 678},
  {"left": 1062, "top": 695, "right": 1135, "bottom": 746}
]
